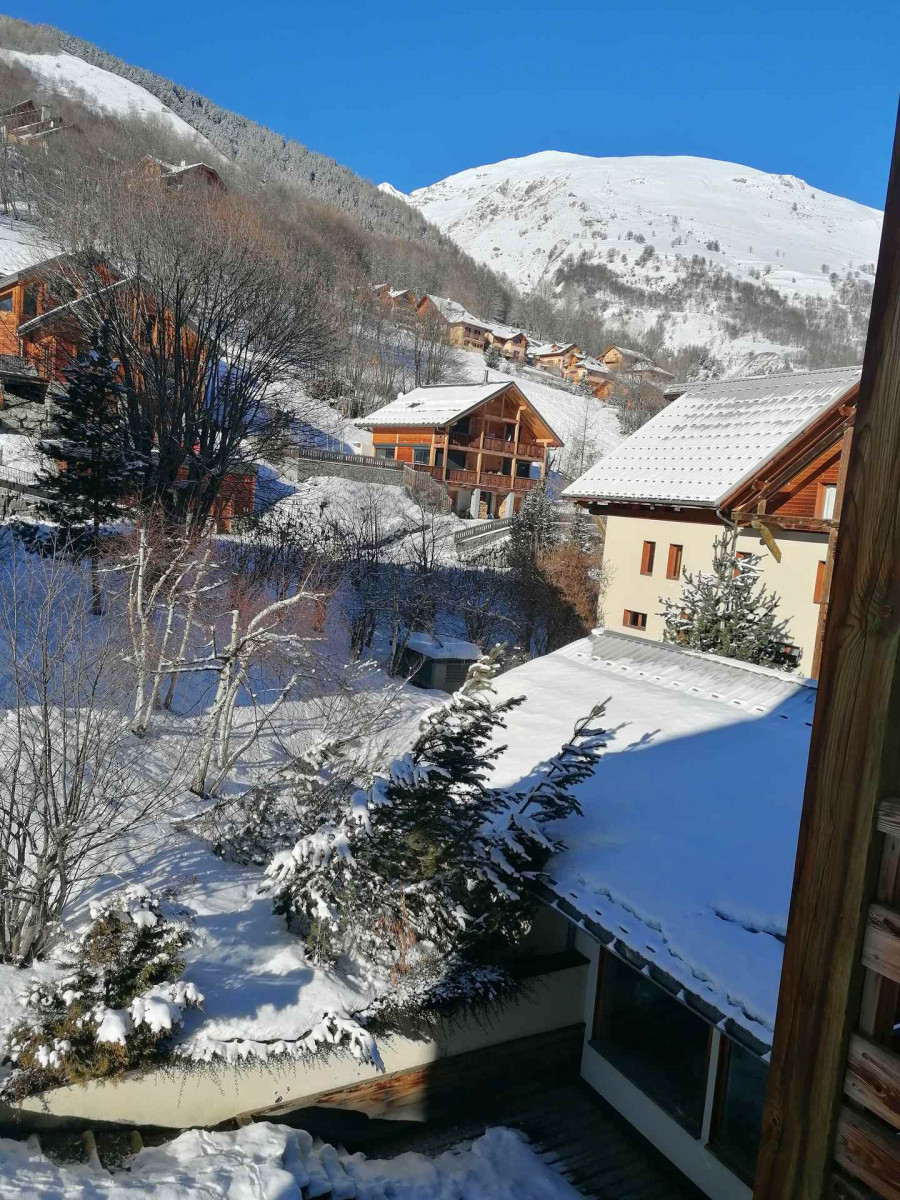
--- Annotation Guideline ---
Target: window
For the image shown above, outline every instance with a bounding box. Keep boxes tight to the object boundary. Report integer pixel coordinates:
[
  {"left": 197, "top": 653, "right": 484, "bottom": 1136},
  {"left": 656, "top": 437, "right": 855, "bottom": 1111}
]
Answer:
[
  {"left": 640, "top": 540, "right": 656, "bottom": 575},
  {"left": 592, "top": 952, "right": 710, "bottom": 1136},
  {"left": 814, "top": 560, "right": 827, "bottom": 604},
  {"left": 819, "top": 483, "right": 838, "bottom": 520},
  {"left": 733, "top": 549, "right": 751, "bottom": 578},
  {"left": 666, "top": 543, "right": 683, "bottom": 579},
  {"left": 0, "top": 293, "right": 12, "bottom": 312},
  {"left": 709, "top": 1039, "right": 769, "bottom": 1184},
  {"left": 413, "top": 447, "right": 430, "bottom": 465},
  {"left": 623, "top": 609, "right": 648, "bottom": 630},
  {"left": 375, "top": 446, "right": 395, "bottom": 460},
  {"left": 22, "top": 286, "right": 38, "bottom": 318}
]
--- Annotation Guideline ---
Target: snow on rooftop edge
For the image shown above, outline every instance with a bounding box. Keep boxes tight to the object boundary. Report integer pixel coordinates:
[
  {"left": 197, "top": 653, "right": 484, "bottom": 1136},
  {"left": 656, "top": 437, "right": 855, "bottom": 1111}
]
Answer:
[
  {"left": 563, "top": 365, "right": 861, "bottom": 506},
  {"left": 487, "top": 631, "right": 815, "bottom": 1045}
]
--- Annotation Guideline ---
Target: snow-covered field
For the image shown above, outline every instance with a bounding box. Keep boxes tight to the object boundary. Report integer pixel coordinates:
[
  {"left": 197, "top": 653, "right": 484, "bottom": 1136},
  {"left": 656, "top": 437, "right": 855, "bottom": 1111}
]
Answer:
[
  {"left": 0, "top": 50, "right": 222, "bottom": 160},
  {"left": 0, "top": 212, "right": 53, "bottom": 279},
  {"left": 0, "top": 1124, "right": 579, "bottom": 1200}
]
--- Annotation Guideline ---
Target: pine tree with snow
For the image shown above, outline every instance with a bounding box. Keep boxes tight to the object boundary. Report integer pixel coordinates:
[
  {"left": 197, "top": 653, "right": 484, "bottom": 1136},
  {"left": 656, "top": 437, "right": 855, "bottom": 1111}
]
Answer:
[
  {"left": 659, "top": 529, "right": 797, "bottom": 667},
  {"left": 0, "top": 887, "right": 202, "bottom": 1100},
  {"left": 37, "top": 325, "right": 140, "bottom": 612},
  {"left": 263, "top": 648, "right": 608, "bottom": 979},
  {"left": 507, "top": 481, "right": 558, "bottom": 563}
]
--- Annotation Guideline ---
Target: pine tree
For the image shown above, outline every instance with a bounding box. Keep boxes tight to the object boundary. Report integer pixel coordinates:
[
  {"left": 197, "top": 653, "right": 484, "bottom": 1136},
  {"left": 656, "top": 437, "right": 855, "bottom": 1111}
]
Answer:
[
  {"left": 263, "top": 649, "right": 608, "bottom": 983},
  {"left": 659, "top": 529, "right": 798, "bottom": 667},
  {"left": 484, "top": 345, "right": 502, "bottom": 371},
  {"left": 37, "top": 326, "right": 139, "bottom": 613}
]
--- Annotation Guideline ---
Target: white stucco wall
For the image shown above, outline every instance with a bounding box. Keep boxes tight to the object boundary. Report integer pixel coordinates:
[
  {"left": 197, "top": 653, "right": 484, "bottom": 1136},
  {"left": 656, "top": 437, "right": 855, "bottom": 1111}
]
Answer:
[
  {"left": 600, "top": 514, "right": 828, "bottom": 676},
  {"left": 4, "top": 962, "right": 588, "bottom": 1130}
]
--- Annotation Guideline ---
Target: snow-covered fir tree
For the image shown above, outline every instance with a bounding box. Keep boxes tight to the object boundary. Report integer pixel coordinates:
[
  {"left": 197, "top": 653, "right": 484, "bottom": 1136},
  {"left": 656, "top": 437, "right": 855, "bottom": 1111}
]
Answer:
[
  {"left": 0, "top": 886, "right": 202, "bottom": 1101},
  {"left": 263, "top": 649, "right": 607, "bottom": 989},
  {"left": 37, "top": 326, "right": 140, "bottom": 612},
  {"left": 507, "top": 482, "right": 558, "bottom": 562},
  {"left": 659, "top": 529, "right": 797, "bottom": 667},
  {"left": 38, "top": 326, "right": 138, "bottom": 531}
]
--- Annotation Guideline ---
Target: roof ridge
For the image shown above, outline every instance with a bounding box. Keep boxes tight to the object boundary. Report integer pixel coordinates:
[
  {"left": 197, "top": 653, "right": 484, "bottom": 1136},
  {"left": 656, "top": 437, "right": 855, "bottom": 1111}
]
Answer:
[{"left": 680, "top": 364, "right": 862, "bottom": 389}]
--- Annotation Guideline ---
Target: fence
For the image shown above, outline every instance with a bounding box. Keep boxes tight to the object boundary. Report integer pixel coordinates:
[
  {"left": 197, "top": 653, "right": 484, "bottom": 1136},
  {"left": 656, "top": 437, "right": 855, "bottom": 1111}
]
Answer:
[
  {"left": 295, "top": 445, "right": 402, "bottom": 472},
  {"left": 453, "top": 516, "right": 515, "bottom": 546},
  {"left": 401, "top": 463, "right": 452, "bottom": 512}
]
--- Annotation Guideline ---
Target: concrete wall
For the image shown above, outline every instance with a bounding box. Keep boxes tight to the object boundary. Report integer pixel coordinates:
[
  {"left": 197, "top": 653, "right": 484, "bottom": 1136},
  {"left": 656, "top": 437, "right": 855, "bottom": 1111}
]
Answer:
[
  {"left": 286, "top": 457, "right": 404, "bottom": 487},
  {"left": 4, "top": 959, "right": 588, "bottom": 1131},
  {"left": 601, "top": 514, "right": 828, "bottom": 675}
]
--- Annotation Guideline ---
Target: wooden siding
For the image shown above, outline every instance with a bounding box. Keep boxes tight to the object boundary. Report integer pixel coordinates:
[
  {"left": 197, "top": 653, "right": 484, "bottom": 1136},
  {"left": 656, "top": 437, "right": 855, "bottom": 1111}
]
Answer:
[{"left": 767, "top": 443, "right": 842, "bottom": 519}]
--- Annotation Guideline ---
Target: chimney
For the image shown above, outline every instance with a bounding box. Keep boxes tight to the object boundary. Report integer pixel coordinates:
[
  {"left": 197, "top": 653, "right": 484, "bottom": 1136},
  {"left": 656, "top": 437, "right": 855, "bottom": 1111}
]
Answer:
[{"left": 483, "top": 369, "right": 488, "bottom": 383}]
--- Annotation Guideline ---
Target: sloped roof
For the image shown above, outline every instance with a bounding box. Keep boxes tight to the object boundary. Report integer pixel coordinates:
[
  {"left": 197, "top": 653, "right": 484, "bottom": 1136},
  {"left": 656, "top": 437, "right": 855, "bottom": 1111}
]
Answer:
[
  {"left": 487, "top": 322, "right": 525, "bottom": 341},
  {"left": 532, "top": 341, "right": 576, "bottom": 357},
  {"left": 421, "top": 294, "right": 489, "bottom": 329},
  {"left": 489, "top": 630, "right": 816, "bottom": 1048},
  {"left": 563, "top": 365, "right": 861, "bottom": 506},
  {"left": 353, "top": 381, "right": 563, "bottom": 443}
]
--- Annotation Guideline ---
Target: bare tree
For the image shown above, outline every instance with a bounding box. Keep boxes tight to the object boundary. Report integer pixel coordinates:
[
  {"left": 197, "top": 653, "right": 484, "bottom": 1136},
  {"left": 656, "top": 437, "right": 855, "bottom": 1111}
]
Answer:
[
  {"left": 38, "top": 175, "right": 337, "bottom": 530},
  {"left": 0, "top": 535, "right": 177, "bottom": 964}
]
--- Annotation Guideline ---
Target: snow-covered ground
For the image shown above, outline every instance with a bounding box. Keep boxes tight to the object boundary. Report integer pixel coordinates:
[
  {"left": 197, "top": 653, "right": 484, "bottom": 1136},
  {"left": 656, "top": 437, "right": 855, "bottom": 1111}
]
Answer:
[
  {"left": 0, "top": 50, "right": 222, "bottom": 161},
  {"left": 0, "top": 212, "right": 54, "bottom": 279},
  {"left": 0, "top": 1124, "right": 579, "bottom": 1199}
]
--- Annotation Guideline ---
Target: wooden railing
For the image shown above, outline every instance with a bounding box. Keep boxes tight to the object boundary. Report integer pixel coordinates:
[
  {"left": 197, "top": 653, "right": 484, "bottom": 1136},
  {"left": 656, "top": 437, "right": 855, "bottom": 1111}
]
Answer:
[{"left": 295, "top": 445, "right": 402, "bottom": 471}]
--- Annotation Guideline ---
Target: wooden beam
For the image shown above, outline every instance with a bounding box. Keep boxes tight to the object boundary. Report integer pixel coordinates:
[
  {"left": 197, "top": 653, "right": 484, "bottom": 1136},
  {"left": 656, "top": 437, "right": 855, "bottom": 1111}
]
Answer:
[
  {"left": 845, "top": 1033, "right": 900, "bottom": 1130},
  {"left": 812, "top": 423, "right": 856, "bottom": 678},
  {"left": 834, "top": 1107, "right": 900, "bottom": 1200},
  {"left": 753, "top": 102, "right": 900, "bottom": 1199}
]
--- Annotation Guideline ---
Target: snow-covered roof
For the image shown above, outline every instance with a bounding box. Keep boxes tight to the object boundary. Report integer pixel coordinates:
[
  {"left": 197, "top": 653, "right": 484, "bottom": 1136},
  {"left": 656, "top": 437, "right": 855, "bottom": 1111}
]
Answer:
[
  {"left": 487, "top": 322, "right": 525, "bottom": 341},
  {"left": 490, "top": 630, "right": 816, "bottom": 1047},
  {"left": 532, "top": 341, "right": 576, "bottom": 357},
  {"left": 354, "top": 381, "right": 562, "bottom": 443},
  {"left": 578, "top": 356, "right": 611, "bottom": 374},
  {"left": 563, "top": 365, "right": 861, "bottom": 506},
  {"left": 422, "top": 294, "right": 489, "bottom": 329},
  {"left": 407, "top": 631, "right": 481, "bottom": 660}
]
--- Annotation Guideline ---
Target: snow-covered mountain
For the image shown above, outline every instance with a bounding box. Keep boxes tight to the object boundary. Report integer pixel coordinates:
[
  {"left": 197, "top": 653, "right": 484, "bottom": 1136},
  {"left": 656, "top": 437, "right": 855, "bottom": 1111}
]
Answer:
[{"left": 399, "top": 151, "right": 882, "bottom": 370}]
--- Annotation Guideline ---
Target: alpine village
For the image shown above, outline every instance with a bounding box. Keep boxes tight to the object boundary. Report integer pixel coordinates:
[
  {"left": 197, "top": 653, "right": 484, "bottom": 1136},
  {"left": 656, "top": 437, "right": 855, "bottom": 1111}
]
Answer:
[{"left": 0, "top": 11, "right": 895, "bottom": 1200}]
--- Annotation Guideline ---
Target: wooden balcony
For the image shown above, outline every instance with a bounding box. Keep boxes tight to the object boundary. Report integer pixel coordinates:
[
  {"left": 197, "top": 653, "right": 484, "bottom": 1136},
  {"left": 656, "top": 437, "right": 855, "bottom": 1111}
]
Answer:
[
  {"left": 442, "top": 467, "right": 538, "bottom": 494},
  {"left": 447, "top": 429, "right": 544, "bottom": 460}
]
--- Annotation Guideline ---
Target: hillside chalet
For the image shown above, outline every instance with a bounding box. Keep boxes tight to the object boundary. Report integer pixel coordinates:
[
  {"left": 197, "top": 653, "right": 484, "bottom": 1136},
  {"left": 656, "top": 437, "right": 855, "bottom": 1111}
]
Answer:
[
  {"left": 531, "top": 341, "right": 582, "bottom": 376},
  {"left": 416, "top": 294, "right": 489, "bottom": 351},
  {"left": 601, "top": 345, "right": 675, "bottom": 389},
  {"left": 0, "top": 258, "right": 255, "bottom": 528},
  {"left": 0, "top": 98, "right": 64, "bottom": 147},
  {"left": 563, "top": 365, "right": 862, "bottom": 677},
  {"left": 485, "top": 322, "right": 528, "bottom": 362},
  {"left": 373, "top": 285, "right": 418, "bottom": 316},
  {"left": 138, "top": 156, "right": 227, "bottom": 191},
  {"left": 569, "top": 354, "right": 613, "bottom": 396},
  {"left": 354, "top": 380, "right": 562, "bottom": 518}
]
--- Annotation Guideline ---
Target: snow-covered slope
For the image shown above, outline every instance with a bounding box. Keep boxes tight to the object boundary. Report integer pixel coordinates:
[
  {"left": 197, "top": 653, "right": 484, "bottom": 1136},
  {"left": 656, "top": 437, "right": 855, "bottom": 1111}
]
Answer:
[
  {"left": 0, "top": 49, "right": 220, "bottom": 158},
  {"left": 403, "top": 151, "right": 882, "bottom": 369}
]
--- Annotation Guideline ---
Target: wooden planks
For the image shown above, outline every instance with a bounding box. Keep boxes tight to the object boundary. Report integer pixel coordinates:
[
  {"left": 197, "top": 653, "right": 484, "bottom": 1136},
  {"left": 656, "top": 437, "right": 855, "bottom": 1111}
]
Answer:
[
  {"left": 877, "top": 799, "right": 900, "bottom": 840},
  {"left": 845, "top": 1033, "right": 900, "bottom": 1130},
  {"left": 753, "top": 102, "right": 900, "bottom": 1199},
  {"left": 862, "top": 905, "right": 900, "bottom": 984},
  {"left": 834, "top": 1107, "right": 900, "bottom": 1200}
]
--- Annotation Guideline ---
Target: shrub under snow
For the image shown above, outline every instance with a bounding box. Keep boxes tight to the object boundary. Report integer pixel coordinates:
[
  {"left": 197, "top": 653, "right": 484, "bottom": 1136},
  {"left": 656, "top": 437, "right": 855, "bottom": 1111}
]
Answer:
[{"left": 1, "top": 885, "right": 202, "bottom": 1100}]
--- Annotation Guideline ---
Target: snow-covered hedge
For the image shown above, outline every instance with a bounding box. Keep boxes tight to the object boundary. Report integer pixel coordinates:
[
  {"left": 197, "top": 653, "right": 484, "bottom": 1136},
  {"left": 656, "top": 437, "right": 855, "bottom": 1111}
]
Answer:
[{"left": 0, "top": 886, "right": 202, "bottom": 1100}]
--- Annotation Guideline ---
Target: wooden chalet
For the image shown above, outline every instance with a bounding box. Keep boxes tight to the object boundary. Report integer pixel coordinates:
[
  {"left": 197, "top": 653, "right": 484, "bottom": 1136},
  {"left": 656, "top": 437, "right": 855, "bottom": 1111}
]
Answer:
[
  {"left": 564, "top": 366, "right": 862, "bottom": 677},
  {"left": 0, "top": 257, "right": 254, "bottom": 527},
  {"left": 485, "top": 323, "right": 528, "bottom": 362},
  {"left": 531, "top": 341, "right": 582, "bottom": 376},
  {"left": 138, "top": 156, "right": 227, "bottom": 192},
  {"left": 0, "top": 98, "right": 64, "bottom": 147},
  {"left": 353, "top": 380, "right": 562, "bottom": 518},
  {"left": 373, "top": 284, "right": 418, "bottom": 316},
  {"left": 602, "top": 344, "right": 675, "bottom": 388},
  {"left": 569, "top": 354, "right": 614, "bottom": 396},
  {"left": 416, "top": 294, "right": 489, "bottom": 351}
]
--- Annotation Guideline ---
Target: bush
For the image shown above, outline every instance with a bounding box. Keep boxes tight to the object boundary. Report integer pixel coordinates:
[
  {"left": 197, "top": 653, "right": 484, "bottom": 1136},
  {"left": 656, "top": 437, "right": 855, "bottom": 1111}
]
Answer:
[{"left": 1, "top": 886, "right": 202, "bottom": 1100}]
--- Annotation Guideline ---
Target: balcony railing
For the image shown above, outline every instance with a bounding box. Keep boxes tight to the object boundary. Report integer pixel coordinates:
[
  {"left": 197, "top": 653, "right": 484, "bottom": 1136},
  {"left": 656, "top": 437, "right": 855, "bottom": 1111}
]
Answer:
[{"left": 447, "top": 430, "right": 544, "bottom": 460}]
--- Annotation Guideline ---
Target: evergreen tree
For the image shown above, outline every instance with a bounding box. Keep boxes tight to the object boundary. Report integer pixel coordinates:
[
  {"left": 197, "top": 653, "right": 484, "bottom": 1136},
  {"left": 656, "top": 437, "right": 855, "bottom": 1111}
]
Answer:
[
  {"left": 484, "top": 345, "right": 502, "bottom": 371},
  {"left": 659, "top": 529, "right": 798, "bottom": 667},
  {"left": 263, "top": 649, "right": 607, "bottom": 980},
  {"left": 38, "top": 326, "right": 139, "bottom": 612}
]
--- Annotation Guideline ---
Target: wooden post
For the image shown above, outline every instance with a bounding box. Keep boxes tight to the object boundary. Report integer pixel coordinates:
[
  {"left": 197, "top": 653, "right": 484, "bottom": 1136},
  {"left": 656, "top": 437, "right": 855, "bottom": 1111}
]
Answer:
[
  {"left": 811, "top": 422, "right": 855, "bottom": 679},
  {"left": 754, "top": 103, "right": 900, "bottom": 1199}
]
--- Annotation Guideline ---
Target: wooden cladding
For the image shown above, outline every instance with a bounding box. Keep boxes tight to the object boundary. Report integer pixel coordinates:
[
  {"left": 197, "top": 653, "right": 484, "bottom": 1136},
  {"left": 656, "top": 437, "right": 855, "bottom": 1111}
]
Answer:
[
  {"left": 845, "top": 1034, "right": 900, "bottom": 1131},
  {"left": 834, "top": 1106, "right": 900, "bottom": 1200},
  {"left": 861, "top": 904, "right": 900, "bottom": 984},
  {"left": 815, "top": 560, "right": 827, "bottom": 604},
  {"left": 640, "top": 540, "right": 656, "bottom": 575}
]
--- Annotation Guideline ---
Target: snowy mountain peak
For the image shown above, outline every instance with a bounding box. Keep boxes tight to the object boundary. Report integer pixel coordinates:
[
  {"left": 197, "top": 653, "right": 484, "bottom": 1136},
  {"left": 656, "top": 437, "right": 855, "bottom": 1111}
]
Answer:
[
  {"left": 409, "top": 151, "right": 882, "bottom": 371},
  {"left": 377, "top": 181, "right": 409, "bottom": 203}
]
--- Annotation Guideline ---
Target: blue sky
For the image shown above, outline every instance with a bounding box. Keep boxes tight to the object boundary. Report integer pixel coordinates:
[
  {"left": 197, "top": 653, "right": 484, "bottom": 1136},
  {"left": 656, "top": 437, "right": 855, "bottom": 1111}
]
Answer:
[{"left": 13, "top": 0, "right": 899, "bottom": 208}]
